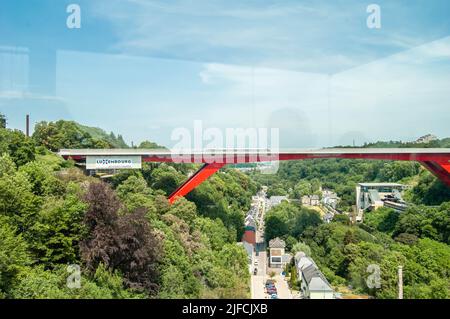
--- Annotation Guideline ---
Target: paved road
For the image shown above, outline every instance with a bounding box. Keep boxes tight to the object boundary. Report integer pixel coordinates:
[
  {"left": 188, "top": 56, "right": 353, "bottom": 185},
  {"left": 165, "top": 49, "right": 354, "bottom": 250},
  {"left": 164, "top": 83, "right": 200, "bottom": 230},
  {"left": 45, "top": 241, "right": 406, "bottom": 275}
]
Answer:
[
  {"left": 250, "top": 246, "right": 267, "bottom": 298},
  {"left": 251, "top": 275, "right": 266, "bottom": 299},
  {"left": 251, "top": 201, "right": 268, "bottom": 299},
  {"left": 250, "top": 191, "right": 291, "bottom": 299},
  {"left": 273, "top": 275, "right": 292, "bottom": 299}
]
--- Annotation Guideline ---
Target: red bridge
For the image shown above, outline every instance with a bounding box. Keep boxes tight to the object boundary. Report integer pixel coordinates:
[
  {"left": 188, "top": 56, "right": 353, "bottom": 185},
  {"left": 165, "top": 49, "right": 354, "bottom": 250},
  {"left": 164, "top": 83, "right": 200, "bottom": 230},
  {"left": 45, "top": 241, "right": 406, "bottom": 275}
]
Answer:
[{"left": 59, "top": 148, "right": 450, "bottom": 203}]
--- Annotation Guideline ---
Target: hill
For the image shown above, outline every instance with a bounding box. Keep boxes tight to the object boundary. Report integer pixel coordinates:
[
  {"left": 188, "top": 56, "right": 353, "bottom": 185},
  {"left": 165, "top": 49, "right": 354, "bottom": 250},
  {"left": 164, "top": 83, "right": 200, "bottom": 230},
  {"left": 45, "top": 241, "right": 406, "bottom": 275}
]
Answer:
[
  {"left": 30, "top": 119, "right": 164, "bottom": 151},
  {"left": 76, "top": 123, "right": 128, "bottom": 148}
]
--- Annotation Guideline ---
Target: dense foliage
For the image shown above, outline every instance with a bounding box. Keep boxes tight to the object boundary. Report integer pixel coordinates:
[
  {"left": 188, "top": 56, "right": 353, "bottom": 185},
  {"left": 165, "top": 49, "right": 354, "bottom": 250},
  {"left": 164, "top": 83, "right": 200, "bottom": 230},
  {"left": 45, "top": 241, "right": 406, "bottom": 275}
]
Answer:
[
  {"left": 300, "top": 216, "right": 450, "bottom": 299},
  {"left": 1, "top": 114, "right": 449, "bottom": 299},
  {"left": 257, "top": 138, "right": 450, "bottom": 299},
  {"left": 32, "top": 120, "right": 164, "bottom": 151},
  {"left": 0, "top": 117, "right": 252, "bottom": 299}
]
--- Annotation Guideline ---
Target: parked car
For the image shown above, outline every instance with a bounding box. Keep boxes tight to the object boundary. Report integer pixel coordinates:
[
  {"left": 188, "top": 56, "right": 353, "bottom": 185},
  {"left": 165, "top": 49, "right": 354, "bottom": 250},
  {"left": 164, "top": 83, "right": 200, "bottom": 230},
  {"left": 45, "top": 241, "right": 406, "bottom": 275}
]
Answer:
[{"left": 253, "top": 268, "right": 258, "bottom": 275}]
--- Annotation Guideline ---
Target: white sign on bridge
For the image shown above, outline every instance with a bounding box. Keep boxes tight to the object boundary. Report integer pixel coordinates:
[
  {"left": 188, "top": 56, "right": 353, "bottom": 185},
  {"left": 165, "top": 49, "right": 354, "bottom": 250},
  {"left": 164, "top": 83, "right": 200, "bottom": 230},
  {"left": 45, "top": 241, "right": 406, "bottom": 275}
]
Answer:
[{"left": 86, "top": 156, "right": 142, "bottom": 170}]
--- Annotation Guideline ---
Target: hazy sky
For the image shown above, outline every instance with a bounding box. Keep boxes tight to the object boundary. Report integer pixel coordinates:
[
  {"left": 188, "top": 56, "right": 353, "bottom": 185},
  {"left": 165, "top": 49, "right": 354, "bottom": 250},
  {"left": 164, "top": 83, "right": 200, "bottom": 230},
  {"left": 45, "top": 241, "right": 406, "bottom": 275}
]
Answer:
[{"left": 0, "top": 0, "right": 450, "bottom": 148}]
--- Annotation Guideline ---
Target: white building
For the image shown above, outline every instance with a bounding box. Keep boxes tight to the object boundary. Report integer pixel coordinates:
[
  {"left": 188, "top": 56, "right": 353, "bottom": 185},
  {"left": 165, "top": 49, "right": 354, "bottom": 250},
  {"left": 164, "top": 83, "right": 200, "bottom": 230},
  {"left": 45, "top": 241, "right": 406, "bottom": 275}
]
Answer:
[
  {"left": 295, "top": 252, "right": 335, "bottom": 299},
  {"left": 356, "top": 183, "right": 407, "bottom": 221},
  {"left": 267, "top": 196, "right": 288, "bottom": 210},
  {"left": 268, "top": 237, "right": 287, "bottom": 268},
  {"left": 322, "top": 189, "right": 340, "bottom": 209},
  {"left": 416, "top": 134, "right": 437, "bottom": 144}
]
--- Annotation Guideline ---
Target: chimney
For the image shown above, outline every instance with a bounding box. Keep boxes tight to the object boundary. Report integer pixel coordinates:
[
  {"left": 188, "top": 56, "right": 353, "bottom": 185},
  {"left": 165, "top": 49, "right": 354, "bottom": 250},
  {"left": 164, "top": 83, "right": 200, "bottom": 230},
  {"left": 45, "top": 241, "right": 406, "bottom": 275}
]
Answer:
[{"left": 26, "top": 114, "right": 30, "bottom": 137}]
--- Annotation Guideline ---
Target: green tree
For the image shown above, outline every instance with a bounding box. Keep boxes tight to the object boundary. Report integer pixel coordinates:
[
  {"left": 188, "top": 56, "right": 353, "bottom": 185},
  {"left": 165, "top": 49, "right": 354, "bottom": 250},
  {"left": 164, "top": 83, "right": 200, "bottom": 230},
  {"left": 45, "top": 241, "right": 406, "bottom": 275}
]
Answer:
[
  {"left": 194, "top": 217, "right": 229, "bottom": 250},
  {"left": 364, "top": 207, "right": 399, "bottom": 234},
  {"left": 158, "top": 265, "right": 187, "bottom": 298},
  {"left": 292, "top": 180, "right": 312, "bottom": 198},
  {"left": 333, "top": 214, "right": 351, "bottom": 225},
  {"left": 138, "top": 140, "right": 165, "bottom": 149},
  {"left": 0, "top": 153, "right": 16, "bottom": 177},
  {"left": 0, "top": 128, "right": 35, "bottom": 166},
  {"left": 291, "top": 242, "right": 312, "bottom": 256},
  {"left": 394, "top": 210, "right": 422, "bottom": 237},
  {"left": 292, "top": 208, "right": 322, "bottom": 238},
  {"left": 150, "top": 164, "right": 185, "bottom": 195},
  {"left": 32, "top": 120, "right": 115, "bottom": 152},
  {"left": 169, "top": 198, "right": 198, "bottom": 226},
  {"left": 0, "top": 162, "right": 40, "bottom": 232},
  {"left": 28, "top": 186, "right": 87, "bottom": 266},
  {"left": 0, "top": 113, "right": 6, "bottom": 129},
  {"left": 19, "top": 160, "right": 65, "bottom": 196},
  {"left": 0, "top": 217, "right": 31, "bottom": 296},
  {"left": 115, "top": 174, "right": 156, "bottom": 213},
  {"left": 290, "top": 267, "right": 298, "bottom": 289},
  {"left": 409, "top": 171, "right": 450, "bottom": 206},
  {"left": 284, "top": 235, "right": 298, "bottom": 251},
  {"left": 394, "top": 233, "right": 418, "bottom": 245},
  {"left": 217, "top": 243, "right": 249, "bottom": 280},
  {"left": 264, "top": 215, "right": 288, "bottom": 242},
  {"left": 10, "top": 264, "right": 142, "bottom": 299}
]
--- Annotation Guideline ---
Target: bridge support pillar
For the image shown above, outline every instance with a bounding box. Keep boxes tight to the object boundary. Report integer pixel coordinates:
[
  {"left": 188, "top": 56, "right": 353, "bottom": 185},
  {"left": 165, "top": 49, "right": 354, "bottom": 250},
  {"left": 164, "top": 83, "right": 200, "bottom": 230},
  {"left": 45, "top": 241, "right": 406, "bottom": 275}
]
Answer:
[
  {"left": 168, "top": 162, "right": 226, "bottom": 204},
  {"left": 420, "top": 161, "right": 450, "bottom": 186}
]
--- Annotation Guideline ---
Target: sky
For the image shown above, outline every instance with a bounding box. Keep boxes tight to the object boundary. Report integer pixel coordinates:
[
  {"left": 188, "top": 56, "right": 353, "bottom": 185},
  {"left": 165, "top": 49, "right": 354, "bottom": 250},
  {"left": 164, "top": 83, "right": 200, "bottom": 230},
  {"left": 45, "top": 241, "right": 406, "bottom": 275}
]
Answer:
[{"left": 0, "top": 0, "right": 450, "bottom": 148}]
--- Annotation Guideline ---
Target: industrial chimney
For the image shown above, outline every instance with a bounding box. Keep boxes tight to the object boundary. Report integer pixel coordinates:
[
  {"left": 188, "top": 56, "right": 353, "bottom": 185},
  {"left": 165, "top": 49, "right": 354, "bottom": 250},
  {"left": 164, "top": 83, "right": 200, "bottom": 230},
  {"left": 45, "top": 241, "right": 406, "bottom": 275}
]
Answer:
[{"left": 26, "top": 114, "right": 30, "bottom": 137}]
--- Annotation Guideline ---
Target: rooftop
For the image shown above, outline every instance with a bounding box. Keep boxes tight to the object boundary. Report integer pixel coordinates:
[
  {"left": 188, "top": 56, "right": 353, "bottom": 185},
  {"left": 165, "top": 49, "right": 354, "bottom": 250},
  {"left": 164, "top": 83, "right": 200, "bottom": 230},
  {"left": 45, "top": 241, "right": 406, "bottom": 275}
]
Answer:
[
  {"left": 269, "top": 237, "right": 286, "bottom": 249},
  {"left": 296, "top": 255, "right": 334, "bottom": 292},
  {"left": 269, "top": 196, "right": 288, "bottom": 205},
  {"left": 358, "top": 183, "right": 405, "bottom": 187},
  {"left": 301, "top": 263, "right": 333, "bottom": 292}
]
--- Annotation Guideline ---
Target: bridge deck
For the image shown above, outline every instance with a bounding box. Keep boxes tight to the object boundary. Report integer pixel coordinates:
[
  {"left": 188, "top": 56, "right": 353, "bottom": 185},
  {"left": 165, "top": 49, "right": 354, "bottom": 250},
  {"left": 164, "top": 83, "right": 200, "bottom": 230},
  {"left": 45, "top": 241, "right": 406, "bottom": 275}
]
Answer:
[
  {"left": 58, "top": 148, "right": 450, "bottom": 202},
  {"left": 59, "top": 148, "right": 450, "bottom": 157}
]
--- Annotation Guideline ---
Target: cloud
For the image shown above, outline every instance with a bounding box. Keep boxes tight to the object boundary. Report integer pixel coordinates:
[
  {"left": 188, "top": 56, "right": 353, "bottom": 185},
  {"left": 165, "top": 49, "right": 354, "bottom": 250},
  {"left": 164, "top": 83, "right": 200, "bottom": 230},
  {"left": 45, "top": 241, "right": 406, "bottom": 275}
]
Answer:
[
  {"left": 90, "top": 0, "right": 450, "bottom": 74},
  {"left": 331, "top": 36, "right": 450, "bottom": 143},
  {"left": 196, "top": 35, "right": 450, "bottom": 146}
]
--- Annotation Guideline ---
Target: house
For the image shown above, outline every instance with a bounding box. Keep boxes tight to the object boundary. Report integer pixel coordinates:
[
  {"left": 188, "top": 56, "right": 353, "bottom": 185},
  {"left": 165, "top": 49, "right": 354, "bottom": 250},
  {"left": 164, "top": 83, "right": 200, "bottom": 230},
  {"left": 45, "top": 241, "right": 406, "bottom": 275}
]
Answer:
[
  {"left": 242, "top": 214, "right": 256, "bottom": 244},
  {"left": 310, "top": 195, "right": 320, "bottom": 206},
  {"left": 301, "top": 195, "right": 310, "bottom": 205},
  {"left": 268, "top": 237, "right": 286, "bottom": 268},
  {"left": 322, "top": 189, "right": 340, "bottom": 209},
  {"left": 269, "top": 196, "right": 288, "bottom": 208},
  {"left": 301, "top": 195, "right": 320, "bottom": 206},
  {"left": 295, "top": 252, "right": 335, "bottom": 299},
  {"left": 415, "top": 134, "right": 437, "bottom": 144}
]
